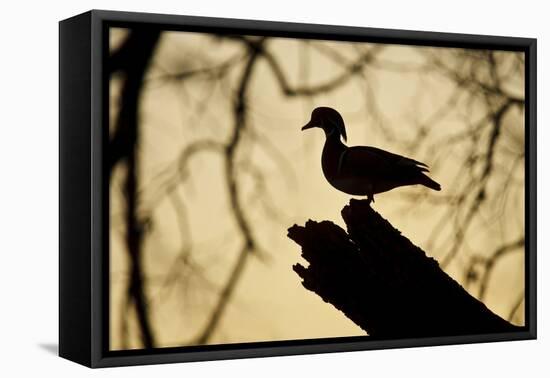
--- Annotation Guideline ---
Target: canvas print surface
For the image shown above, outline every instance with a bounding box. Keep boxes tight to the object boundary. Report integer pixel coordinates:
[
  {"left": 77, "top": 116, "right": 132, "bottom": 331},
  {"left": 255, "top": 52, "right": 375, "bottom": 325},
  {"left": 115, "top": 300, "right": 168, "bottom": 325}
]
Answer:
[{"left": 108, "top": 27, "right": 526, "bottom": 350}]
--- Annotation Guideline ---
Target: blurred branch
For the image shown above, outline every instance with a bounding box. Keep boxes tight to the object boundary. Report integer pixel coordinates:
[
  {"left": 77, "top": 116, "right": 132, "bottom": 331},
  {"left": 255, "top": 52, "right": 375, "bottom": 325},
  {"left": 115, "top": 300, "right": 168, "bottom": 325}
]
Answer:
[
  {"left": 465, "top": 237, "right": 524, "bottom": 301},
  {"left": 425, "top": 50, "right": 524, "bottom": 104},
  {"left": 109, "top": 30, "right": 160, "bottom": 348},
  {"left": 352, "top": 49, "right": 527, "bottom": 325},
  {"left": 147, "top": 54, "right": 244, "bottom": 84},
  {"left": 507, "top": 293, "right": 525, "bottom": 322},
  {"left": 194, "top": 38, "right": 266, "bottom": 345},
  {"left": 143, "top": 38, "right": 390, "bottom": 345},
  {"left": 108, "top": 35, "right": 527, "bottom": 346},
  {"left": 262, "top": 44, "right": 382, "bottom": 97},
  {"left": 439, "top": 94, "right": 523, "bottom": 268}
]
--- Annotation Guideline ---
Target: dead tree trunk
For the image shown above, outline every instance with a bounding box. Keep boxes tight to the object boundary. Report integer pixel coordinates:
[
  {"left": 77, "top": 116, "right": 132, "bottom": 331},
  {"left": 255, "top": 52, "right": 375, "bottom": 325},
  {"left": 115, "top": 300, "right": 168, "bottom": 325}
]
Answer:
[{"left": 288, "top": 199, "right": 520, "bottom": 338}]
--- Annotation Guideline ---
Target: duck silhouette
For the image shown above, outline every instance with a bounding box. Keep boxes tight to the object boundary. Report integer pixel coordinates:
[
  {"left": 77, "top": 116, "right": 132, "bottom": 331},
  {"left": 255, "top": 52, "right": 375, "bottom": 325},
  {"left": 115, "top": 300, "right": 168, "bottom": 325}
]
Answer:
[{"left": 302, "top": 107, "right": 441, "bottom": 204}]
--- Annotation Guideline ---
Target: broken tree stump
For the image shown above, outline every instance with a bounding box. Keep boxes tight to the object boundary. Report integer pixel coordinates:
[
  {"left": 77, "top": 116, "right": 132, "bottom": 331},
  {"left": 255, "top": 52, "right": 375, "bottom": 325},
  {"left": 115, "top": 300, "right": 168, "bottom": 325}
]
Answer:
[{"left": 288, "top": 199, "right": 520, "bottom": 338}]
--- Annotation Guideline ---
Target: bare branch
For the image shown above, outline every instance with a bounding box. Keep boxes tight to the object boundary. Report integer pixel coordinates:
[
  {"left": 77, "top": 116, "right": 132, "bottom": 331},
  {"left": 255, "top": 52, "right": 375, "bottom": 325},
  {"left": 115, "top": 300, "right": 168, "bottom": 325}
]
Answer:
[
  {"left": 262, "top": 45, "right": 383, "bottom": 97},
  {"left": 194, "top": 38, "right": 265, "bottom": 345},
  {"left": 110, "top": 30, "right": 160, "bottom": 348}
]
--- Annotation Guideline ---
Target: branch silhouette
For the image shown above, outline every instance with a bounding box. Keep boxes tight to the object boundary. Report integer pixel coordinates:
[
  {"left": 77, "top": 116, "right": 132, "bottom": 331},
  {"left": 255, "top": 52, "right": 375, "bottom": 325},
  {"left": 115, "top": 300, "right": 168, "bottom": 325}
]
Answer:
[
  {"left": 136, "top": 37, "right": 384, "bottom": 345},
  {"left": 108, "top": 32, "right": 525, "bottom": 347},
  {"left": 289, "top": 199, "right": 520, "bottom": 337},
  {"left": 109, "top": 29, "right": 160, "bottom": 348},
  {"left": 382, "top": 50, "right": 526, "bottom": 319},
  {"left": 193, "top": 38, "right": 266, "bottom": 344}
]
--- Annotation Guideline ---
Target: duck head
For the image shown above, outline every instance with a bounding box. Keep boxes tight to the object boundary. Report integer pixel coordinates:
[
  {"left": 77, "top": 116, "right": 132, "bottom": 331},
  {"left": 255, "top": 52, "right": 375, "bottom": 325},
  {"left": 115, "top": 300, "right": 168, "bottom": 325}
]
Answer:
[{"left": 302, "top": 107, "right": 347, "bottom": 142}]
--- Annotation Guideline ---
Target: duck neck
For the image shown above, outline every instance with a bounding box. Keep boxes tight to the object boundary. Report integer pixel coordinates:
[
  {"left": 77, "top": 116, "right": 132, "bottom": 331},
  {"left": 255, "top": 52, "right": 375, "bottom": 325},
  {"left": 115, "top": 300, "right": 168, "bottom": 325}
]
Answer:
[
  {"left": 324, "top": 129, "right": 345, "bottom": 147},
  {"left": 321, "top": 131, "right": 346, "bottom": 178}
]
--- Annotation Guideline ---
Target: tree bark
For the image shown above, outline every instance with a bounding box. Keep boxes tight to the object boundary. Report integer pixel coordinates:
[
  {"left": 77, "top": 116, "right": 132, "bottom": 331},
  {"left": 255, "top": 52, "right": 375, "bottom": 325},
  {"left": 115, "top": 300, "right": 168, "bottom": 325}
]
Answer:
[{"left": 288, "top": 199, "right": 520, "bottom": 338}]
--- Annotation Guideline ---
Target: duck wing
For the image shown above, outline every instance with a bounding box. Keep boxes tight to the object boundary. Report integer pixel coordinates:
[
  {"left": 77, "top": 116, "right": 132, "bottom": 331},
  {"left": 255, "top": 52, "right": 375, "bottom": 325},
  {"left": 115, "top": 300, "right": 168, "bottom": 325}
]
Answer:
[{"left": 339, "top": 145, "right": 430, "bottom": 180}]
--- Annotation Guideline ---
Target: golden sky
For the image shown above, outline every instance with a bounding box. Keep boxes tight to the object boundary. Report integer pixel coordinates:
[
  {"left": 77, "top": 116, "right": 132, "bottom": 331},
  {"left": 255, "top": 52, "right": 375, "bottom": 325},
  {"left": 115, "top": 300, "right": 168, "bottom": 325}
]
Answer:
[{"left": 109, "top": 28, "right": 525, "bottom": 350}]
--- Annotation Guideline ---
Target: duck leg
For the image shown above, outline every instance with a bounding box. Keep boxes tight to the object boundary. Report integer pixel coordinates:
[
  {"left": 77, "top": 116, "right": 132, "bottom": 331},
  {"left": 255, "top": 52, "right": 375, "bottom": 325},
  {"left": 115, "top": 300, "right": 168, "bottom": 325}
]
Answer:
[{"left": 366, "top": 193, "right": 375, "bottom": 205}]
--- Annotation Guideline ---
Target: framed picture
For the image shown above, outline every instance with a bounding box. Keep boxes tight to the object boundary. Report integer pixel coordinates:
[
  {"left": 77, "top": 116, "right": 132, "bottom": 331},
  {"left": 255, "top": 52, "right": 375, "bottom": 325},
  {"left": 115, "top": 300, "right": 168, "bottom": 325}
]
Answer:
[{"left": 59, "top": 10, "right": 537, "bottom": 368}]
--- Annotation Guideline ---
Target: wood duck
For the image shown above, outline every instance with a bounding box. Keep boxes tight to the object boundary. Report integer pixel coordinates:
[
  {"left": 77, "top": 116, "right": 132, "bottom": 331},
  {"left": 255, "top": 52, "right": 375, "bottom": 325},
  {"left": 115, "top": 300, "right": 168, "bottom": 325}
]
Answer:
[{"left": 302, "top": 107, "right": 441, "bottom": 203}]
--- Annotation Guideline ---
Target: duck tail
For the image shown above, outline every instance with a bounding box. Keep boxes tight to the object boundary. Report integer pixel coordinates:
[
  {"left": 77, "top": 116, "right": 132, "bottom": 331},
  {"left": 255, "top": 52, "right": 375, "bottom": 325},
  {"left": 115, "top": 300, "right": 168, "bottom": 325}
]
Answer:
[{"left": 419, "top": 174, "right": 441, "bottom": 191}]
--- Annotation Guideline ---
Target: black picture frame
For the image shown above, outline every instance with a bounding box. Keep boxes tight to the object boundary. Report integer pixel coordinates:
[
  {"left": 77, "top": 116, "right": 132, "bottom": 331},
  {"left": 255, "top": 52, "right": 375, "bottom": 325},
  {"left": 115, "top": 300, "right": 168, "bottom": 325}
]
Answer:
[{"left": 59, "top": 9, "right": 537, "bottom": 368}]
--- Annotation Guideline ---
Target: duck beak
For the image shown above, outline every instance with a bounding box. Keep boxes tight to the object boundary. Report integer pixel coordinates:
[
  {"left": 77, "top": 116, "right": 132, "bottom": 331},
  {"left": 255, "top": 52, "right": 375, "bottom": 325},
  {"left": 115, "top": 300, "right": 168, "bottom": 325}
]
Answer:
[{"left": 301, "top": 121, "right": 316, "bottom": 130}]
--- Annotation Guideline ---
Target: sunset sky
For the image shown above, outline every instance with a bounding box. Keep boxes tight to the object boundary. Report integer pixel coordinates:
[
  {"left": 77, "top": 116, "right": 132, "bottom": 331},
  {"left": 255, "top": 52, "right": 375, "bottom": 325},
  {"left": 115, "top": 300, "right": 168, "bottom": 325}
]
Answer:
[{"left": 109, "top": 28, "right": 525, "bottom": 350}]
